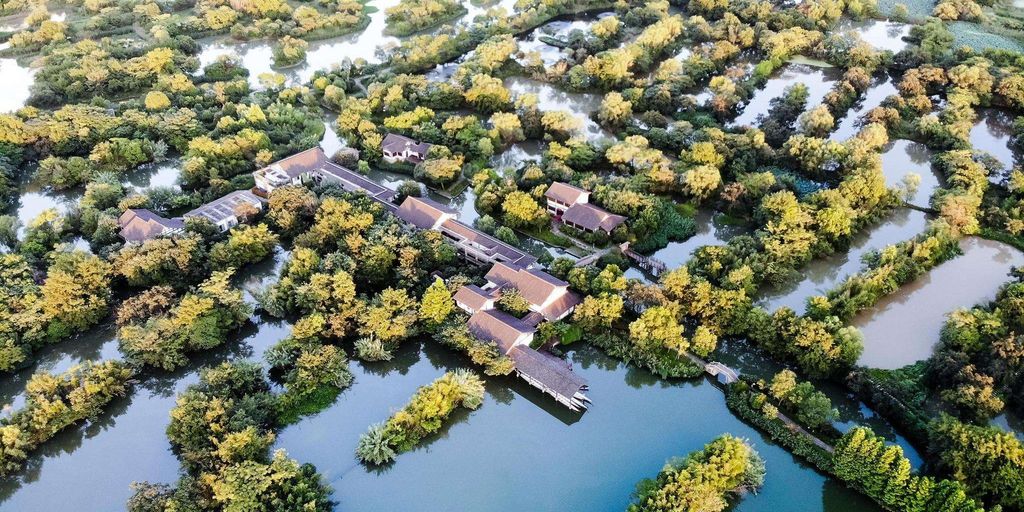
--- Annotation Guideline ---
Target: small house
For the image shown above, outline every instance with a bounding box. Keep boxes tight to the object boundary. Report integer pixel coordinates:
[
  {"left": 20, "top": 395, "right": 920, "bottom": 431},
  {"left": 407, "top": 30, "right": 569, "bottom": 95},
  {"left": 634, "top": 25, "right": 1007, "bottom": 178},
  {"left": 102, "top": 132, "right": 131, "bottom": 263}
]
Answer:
[
  {"left": 118, "top": 209, "right": 185, "bottom": 243},
  {"left": 544, "top": 182, "right": 590, "bottom": 216},
  {"left": 381, "top": 133, "right": 432, "bottom": 164}
]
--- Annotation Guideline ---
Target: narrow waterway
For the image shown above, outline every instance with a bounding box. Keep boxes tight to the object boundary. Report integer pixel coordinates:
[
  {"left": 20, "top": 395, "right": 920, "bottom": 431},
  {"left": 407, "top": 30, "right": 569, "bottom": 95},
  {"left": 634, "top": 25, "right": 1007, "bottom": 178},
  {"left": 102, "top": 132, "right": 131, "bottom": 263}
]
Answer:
[
  {"left": 758, "top": 207, "right": 930, "bottom": 314},
  {"left": 829, "top": 78, "right": 897, "bottom": 142},
  {"left": 970, "top": 108, "right": 1019, "bottom": 178},
  {"left": 853, "top": 237, "right": 1024, "bottom": 369}
]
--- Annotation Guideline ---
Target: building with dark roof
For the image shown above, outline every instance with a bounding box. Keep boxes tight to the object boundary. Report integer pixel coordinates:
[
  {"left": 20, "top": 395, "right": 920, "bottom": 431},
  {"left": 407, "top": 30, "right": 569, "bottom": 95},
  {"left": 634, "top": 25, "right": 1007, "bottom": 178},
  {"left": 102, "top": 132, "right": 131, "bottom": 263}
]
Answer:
[
  {"left": 394, "top": 196, "right": 537, "bottom": 268},
  {"left": 508, "top": 346, "right": 589, "bottom": 411},
  {"left": 395, "top": 196, "right": 458, "bottom": 230},
  {"left": 184, "top": 190, "right": 264, "bottom": 232},
  {"left": 544, "top": 182, "right": 590, "bottom": 215},
  {"left": 561, "top": 203, "right": 627, "bottom": 234},
  {"left": 544, "top": 181, "right": 626, "bottom": 234},
  {"left": 382, "top": 133, "right": 432, "bottom": 164},
  {"left": 118, "top": 209, "right": 185, "bottom": 243},
  {"left": 454, "top": 261, "right": 587, "bottom": 411}
]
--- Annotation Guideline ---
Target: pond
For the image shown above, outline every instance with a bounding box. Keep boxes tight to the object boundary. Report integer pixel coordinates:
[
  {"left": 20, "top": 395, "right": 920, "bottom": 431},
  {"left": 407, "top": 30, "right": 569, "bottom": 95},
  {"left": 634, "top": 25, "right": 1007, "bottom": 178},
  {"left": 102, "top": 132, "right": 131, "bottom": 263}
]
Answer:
[
  {"left": 970, "top": 108, "right": 1019, "bottom": 178},
  {"left": 124, "top": 159, "right": 182, "bottom": 191},
  {"left": 853, "top": 237, "right": 1024, "bottom": 369},
  {"left": 838, "top": 19, "right": 911, "bottom": 53},
  {"left": 624, "top": 210, "right": 751, "bottom": 281},
  {"left": 879, "top": 139, "right": 942, "bottom": 208},
  {"left": 732, "top": 64, "right": 841, "bottom": 128},
  {"left": 504, "top": 76, "right": 614, "bottom": 142},
  {"left": 757, "top": 207, "right": 930, "bottom": 315},
  {"left": 197, "top": 0, "right": 402, "bottom": 88},
  {"left": 0, "top": 56, "right": 36, "bottom": 113}
]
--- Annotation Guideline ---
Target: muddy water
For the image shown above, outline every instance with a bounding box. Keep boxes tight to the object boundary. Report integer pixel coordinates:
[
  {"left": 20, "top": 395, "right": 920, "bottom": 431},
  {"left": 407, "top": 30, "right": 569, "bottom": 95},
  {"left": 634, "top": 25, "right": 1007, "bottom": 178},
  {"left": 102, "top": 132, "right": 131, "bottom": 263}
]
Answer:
[
  {"left": 624, "top": 210, "right": 750, "bottom": 281},
  {"left": 504, "top": 76, "right": 614, "bottom": 142},
  {"left": 758, "top": 208, "right": 930, "bottom": 314},
  {"left": 830, "top": 78, "right": 897, "bottom": 141},
  {"left": 880, "top": 140, "right": 942, "bottom": 208},
  {"left": 853, "top": 237, "right": 1024, "bottom": 369},
  {"left": 732, "top": 64, "right": 841, "bottom": 127},
  {"left": 970, "top": 108, "right": 1019, "bottom": 176}
]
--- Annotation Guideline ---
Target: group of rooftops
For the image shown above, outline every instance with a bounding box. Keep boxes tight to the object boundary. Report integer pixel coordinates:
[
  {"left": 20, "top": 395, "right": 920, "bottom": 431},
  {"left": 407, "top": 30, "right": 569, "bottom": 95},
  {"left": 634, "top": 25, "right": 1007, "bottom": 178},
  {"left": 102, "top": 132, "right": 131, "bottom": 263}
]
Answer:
[{"left": 114, "top": 141, "right": 627, "bottom": 411}]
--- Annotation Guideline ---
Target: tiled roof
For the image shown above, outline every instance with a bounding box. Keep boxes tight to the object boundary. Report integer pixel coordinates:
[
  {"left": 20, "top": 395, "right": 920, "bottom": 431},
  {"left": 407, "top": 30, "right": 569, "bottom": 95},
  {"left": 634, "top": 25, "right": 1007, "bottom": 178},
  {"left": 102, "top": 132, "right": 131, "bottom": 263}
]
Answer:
[
  {"left": 117, "top": 209, "right": 184, "bottom": 242},
  {"left": 484, "top": 263, "right": 575, "bottom": 317},
  {"left": 441, "top": 220, "right": 538, "bottom": 268},
  {"left": 395, "top": 196, "right": 457, "bottom": 229},
  {"left": 382, "top": 133, "right": 432, "bottom": 156},
  {"left": 319, "top": 160, "right": 397, "bottom": 203},
  {"left": 467, "top": 309, "right": 535, "bottom": 354},
  {"left": 544, "top": 182, "right": 589, "bottom": 205},
  {"left": 507, "top": 346, "right": 587, "bottom": 399},
  {"left": 454, "top": 284, "right": 497, "bottom": 312},
  {"left": 562, "top": 202, "right": 626, "bottom": 233}
]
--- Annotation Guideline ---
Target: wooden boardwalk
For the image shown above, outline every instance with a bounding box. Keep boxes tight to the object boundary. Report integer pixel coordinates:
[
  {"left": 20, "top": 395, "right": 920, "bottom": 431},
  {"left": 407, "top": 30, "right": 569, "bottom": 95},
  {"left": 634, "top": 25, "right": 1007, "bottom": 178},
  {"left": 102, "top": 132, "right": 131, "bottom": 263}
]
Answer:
[{"left": 618, "top": 243, "right": 667, "bottom": 276}]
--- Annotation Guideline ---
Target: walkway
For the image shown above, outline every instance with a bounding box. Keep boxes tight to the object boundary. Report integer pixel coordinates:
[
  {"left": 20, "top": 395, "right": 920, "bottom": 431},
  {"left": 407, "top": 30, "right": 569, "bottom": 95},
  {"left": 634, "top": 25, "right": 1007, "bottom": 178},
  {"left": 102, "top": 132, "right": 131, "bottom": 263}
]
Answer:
[{"left": 619, "top": 242, "right": 667, "bottom": 276}]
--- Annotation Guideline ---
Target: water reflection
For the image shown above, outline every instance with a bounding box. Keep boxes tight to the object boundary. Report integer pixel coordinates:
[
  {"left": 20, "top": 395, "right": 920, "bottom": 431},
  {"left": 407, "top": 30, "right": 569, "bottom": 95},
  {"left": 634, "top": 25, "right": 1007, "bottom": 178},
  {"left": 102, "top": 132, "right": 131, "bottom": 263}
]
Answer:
[
  {"left": 504, "top": 76, "right": 614, "bottom": 142},
  {"left": 196, "top": 0, "right": 402, "bottom": 88},
  {"left": 0, "top": 56, "right": 35, "bottom": 113},
  {"left": 625, "top": 210, "right": 750, "bottom": 281},
  {"left": 830, "top": 78, "right": 897, "bottom": 141},
  {"left": 279, "top": 343, "right": 881, "bottom": 512},
  {"left": 854, "top": 237, "right": 1024, "bottom": 369},
  {"left": 837, "top": 19, "right": 911, "bottom": 53},
  {"left": 733, "top": 64, "right": 841, "bottom": 127},
  {"left": 714, "top": 338, "right": 924, "bottom": 467},
  {"left": 970, "top": 108, "right": 1019, "bottom": 178},
  {"left": 879, "top": 140, "right": 942, "bottom": 208}
]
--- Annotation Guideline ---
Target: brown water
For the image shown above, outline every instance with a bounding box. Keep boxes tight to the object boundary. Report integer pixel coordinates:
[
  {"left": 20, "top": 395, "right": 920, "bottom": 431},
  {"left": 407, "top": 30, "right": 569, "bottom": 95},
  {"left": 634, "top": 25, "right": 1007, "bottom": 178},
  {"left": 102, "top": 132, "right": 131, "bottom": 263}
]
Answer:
[
  {"left": 830, "top": 78, "right": 898, "bottom": 142},
  {"left": 853, "top": 237, "right": 1024, "bottom": 369},
  {"left": 879, "top": 140, "right": 942, "bottom": 208}
]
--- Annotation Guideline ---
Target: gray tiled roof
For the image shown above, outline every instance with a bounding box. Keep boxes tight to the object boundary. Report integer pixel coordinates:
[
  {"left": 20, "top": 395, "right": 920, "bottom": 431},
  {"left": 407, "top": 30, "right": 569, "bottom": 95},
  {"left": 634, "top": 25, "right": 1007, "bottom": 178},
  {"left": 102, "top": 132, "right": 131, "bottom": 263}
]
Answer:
[{"left": 508, "top": 346, "right": 587, "bottom": 399}]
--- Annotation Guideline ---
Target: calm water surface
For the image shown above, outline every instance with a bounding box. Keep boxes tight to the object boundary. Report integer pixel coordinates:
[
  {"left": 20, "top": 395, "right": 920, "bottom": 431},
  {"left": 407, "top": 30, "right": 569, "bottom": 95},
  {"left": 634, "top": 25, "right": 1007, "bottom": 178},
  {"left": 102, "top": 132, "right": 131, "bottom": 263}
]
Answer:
[
  {"left": 625, "top": 210, "right": 750, "bottom": 281},
  {"left": 970, "top": 108, "right": 1019, "bottom": 177},
  {"left": 732, "top": 64, "right": 841, "bottom": 127},
  {"left": 504, "top": 76, "right": 613, "bottom": 142},
  {"left": 854, "top": 237, "right": 1024, "bottom": 369}
]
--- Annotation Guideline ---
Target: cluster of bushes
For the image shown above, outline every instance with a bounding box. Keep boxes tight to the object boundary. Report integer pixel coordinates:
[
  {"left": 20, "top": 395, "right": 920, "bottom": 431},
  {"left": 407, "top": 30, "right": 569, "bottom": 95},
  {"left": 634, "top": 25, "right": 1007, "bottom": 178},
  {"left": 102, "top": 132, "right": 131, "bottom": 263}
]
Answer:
[
  {"left": 627, "top": 434, "right": 765, "bottom": 512},
  {"left": 434, "top": 320, "right": 516, "bottom": 376},
  {"left": 725, "top": 381, "right": 836, "bottom": 472},
  {"left": 927, "top": 270, "right": 1024, "bottom": 421},
  {"left": 0, "top": 250, "right": 112, "bottom": 372},
  {"left": 0, "top": 361, "right": 133, "bottom": 476},
  {"left": 128, "top": 362, "right": 334, "bottom": 511},
  {"left": 116, "top": 270, "right": 252, "bottom": 370},
  {"left": 834, "top": 427, "right": 984, "bottom": 511},
  {"left": 259, "top": 192, "right": 459, "bottom": 361},
  {"left": 384, "top": 0, "right": 466, "bottom": 36},
  {"left": 356, "top": 369, "right": 485, "bottom": 465}
]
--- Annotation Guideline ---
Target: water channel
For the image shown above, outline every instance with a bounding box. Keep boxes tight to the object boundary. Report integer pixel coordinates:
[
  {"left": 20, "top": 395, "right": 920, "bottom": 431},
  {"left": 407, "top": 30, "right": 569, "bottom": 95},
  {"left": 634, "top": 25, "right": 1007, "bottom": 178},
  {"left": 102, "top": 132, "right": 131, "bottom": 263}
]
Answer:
[{"left": 853, "top": 237, "right": 1024, "bottom": 369}]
